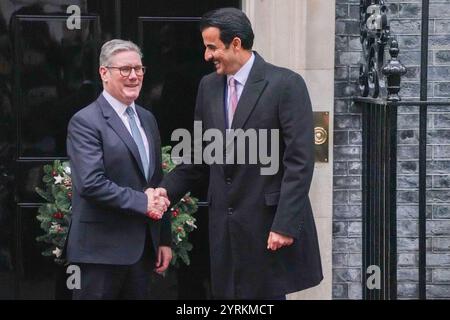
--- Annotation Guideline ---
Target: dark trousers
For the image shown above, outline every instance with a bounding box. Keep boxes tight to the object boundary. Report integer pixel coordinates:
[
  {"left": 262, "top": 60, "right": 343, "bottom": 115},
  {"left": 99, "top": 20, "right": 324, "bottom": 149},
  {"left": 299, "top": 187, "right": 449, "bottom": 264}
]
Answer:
[{"left": 72, "top": 234, "right": 155, "bottom": 300}]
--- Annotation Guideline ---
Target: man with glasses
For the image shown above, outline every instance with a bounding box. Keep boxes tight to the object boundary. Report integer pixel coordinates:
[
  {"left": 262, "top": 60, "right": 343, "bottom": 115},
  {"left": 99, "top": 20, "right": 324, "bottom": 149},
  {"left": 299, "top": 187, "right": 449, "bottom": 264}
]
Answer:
[{"left": 65, "top": 39, "right": 172, "bottom": 299}]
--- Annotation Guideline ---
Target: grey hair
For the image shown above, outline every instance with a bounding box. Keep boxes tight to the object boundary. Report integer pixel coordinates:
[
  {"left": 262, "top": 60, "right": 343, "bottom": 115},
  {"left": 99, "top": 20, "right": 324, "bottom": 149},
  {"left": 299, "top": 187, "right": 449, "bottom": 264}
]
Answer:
[{"left": 99, "top": 39, "right": 143, "bottom": 66}]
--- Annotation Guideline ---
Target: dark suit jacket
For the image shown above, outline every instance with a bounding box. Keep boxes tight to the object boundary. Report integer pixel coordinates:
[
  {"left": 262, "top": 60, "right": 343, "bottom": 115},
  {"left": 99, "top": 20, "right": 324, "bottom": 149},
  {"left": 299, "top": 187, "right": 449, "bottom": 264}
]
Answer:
[
  {"left": 66, "top": 94, "right": 171, "bottom": 265},
  {"left": 161, "top": 52, "right": 323, "bottom": 299}
]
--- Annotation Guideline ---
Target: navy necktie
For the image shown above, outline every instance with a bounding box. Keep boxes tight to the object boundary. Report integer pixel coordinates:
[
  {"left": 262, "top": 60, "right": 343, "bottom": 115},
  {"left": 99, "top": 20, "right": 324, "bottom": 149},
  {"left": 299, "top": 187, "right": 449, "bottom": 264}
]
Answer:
[{"left": 126, "top": 107, "right": 149, "bottom": 179}]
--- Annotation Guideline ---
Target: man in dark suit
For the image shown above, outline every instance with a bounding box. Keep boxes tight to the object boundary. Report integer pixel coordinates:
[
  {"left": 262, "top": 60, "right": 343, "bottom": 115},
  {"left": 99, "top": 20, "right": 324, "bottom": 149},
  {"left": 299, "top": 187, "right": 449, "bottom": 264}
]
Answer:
[
  {"left": 157, "top": 8, "right": 323, "bottom": 299},
  {"left": 66, "top": 39, "right": 172, "bottom": 300}
]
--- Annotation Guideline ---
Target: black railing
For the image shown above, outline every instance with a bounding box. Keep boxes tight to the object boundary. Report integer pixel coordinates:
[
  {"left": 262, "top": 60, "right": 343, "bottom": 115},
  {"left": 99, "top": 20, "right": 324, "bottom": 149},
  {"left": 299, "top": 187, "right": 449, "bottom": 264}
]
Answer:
[
  {"left": 418, "top": 0, "right": 430, "bottom": 301},
  {"left": 355, "top": 96, "right": 398, "bottom": 300},
  {"left": 356, "top": 0, "right": 450, "bottom": 300}
]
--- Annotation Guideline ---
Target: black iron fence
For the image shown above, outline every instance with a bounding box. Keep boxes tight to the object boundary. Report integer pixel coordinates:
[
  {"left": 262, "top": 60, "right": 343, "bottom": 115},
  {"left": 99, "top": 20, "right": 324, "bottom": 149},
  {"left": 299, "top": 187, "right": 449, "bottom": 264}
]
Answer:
[{"left": 355, "top": 0, "right": 450, "bottom": 299}]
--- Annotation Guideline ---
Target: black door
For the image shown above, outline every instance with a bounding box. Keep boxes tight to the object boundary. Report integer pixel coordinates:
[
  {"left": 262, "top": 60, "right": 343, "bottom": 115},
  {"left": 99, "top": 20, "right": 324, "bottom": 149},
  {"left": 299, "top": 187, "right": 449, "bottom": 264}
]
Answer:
[{"left": 0, "top": 0, "right": 239, "bottom": 299}]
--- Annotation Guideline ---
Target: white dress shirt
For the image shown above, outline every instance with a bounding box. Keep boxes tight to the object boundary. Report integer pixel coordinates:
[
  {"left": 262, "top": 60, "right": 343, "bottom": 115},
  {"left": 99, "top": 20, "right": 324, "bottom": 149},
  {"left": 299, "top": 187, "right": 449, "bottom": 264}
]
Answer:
[
  {"left": 102, "top": 90, "right": 150, "bottom": 160},
  {"left": 226, "top": 52, "right": 255, "bottom": 112}
]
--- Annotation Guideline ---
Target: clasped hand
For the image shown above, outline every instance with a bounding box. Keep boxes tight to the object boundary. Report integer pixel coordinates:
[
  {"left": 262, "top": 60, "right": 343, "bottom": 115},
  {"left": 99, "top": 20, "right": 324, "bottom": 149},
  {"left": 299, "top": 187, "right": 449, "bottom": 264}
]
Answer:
[{"left": 145, "top": 188, "right": 170, "bottom": 220}]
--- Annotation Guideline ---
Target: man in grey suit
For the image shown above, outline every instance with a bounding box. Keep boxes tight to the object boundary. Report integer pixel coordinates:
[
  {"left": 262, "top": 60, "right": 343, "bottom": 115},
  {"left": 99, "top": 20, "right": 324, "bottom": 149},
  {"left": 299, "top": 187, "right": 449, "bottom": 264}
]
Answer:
[
  {"left": 157, "top": 8, "right": 323, "bottom": 299},
  {"left": 66, "top": 39, "right": 172, "bottom": 299}
]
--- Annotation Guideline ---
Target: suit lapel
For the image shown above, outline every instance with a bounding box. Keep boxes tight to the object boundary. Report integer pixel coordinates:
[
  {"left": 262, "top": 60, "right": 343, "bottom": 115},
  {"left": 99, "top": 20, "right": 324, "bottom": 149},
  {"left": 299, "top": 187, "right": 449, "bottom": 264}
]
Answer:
[
  {"left": 136, "top": 106, "right": 157, "bottom": 181},
  {"left": 231, "top": 53, "right": 268, "bottom": 130},
  {"left": 97, "top": 95, "right": 146, "bottom": 179}
]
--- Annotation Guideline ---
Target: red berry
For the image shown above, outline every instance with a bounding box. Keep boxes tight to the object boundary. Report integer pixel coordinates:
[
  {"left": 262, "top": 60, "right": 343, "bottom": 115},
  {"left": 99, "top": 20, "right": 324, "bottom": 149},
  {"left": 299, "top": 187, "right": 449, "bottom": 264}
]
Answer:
[
  {"left": 52, "top": 170, "right": 57, "bottom": 176},
  {"left": 53, "top": 212, "right": 64, "bottom": 219},
  {"left": 162, "top": 162, "right": 168, "bottom": 169},
  {"left": 172, "top": 211, "right": 178, "bottom": 218},
  {"left": 177, "top": 227, "right": 183, "bottom": 233},
  {"left": 68, "top": 192, "right": 72, "bottom": 198}
]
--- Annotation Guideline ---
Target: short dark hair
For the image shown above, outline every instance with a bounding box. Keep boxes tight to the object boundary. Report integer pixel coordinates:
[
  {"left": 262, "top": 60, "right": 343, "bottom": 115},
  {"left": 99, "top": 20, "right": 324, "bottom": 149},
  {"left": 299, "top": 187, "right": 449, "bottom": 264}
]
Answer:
[{"left": 200, "top": 7, "right": 254, "bottom": 50}]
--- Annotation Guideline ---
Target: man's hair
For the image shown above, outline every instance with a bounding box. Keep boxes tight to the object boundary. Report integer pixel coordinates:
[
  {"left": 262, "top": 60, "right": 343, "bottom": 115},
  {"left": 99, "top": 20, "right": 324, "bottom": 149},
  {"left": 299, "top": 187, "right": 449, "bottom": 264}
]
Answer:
[
  {"left": 199, "top": 7, "right": 254, "bottom": 50},
  {"left": 99, "top": 39, "right": 143, "bottom": 66}
]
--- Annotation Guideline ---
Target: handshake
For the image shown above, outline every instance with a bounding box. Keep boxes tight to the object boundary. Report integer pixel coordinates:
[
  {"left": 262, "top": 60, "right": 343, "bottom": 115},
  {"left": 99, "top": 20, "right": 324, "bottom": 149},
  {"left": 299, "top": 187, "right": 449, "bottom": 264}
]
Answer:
[{"left": 145, "top": 187, "right": 170, "bottom": 220}]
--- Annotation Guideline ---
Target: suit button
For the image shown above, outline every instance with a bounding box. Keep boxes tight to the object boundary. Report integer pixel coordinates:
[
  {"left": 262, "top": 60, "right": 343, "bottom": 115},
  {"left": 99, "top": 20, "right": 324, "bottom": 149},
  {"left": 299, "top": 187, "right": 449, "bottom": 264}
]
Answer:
[
  {"left": 226, "top": 178, "right": 232, "bottom": 185},
  {"left": 228, "top": 208, "right": 233, "bottom": 215}
]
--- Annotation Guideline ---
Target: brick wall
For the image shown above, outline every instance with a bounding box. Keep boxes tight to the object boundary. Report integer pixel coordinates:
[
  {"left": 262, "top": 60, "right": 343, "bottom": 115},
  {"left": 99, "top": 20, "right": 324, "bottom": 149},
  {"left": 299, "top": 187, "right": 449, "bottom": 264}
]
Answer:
[{"left": 333, "top": 0, "right": 450, "bottom": 299}]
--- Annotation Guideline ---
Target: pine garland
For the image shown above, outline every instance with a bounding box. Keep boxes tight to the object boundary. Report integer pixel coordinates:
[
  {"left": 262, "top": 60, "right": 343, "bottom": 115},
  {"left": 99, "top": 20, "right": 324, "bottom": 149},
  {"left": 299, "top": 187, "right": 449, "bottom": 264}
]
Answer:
[{"left": 35, "top": 146, "right": 198, "bottom": 267}]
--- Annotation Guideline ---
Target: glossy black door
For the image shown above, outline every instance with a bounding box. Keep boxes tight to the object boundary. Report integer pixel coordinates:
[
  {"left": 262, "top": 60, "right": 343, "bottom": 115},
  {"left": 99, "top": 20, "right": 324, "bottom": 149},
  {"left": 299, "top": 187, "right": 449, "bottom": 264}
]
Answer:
[
  {"left": 1, "top": 2, "right": 101, "bottom": 299},
  {"left": 0, "top": 0, "right": 238, "bottom": 299}
]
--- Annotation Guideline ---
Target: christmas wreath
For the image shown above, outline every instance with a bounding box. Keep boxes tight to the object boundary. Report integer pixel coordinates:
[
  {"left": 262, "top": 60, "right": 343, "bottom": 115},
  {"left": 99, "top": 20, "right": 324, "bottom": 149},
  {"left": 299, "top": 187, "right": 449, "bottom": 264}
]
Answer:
[{"left": 35, "top": 146, "right": 198, "bottom": 267}]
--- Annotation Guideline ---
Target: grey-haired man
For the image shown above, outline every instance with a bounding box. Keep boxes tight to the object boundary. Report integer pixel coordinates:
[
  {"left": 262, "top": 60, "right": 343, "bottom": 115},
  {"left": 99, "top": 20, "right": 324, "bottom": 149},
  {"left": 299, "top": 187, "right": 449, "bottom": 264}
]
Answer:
[{"left": 65, "top": 39, "right": 171, "bottom": 299}]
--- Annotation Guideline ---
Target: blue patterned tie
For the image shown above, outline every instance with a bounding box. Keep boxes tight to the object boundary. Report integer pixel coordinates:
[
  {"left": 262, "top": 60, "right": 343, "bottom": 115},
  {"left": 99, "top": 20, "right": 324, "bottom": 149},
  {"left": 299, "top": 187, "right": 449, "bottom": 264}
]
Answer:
[{"left": 126, "top": 107, "right": 149, "bottom": 179}]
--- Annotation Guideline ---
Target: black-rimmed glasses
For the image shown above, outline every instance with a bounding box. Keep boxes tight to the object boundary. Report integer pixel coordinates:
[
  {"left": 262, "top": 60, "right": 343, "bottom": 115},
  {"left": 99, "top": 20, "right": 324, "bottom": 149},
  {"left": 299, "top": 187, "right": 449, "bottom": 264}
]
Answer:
[{"left": 105, "top": 65, "right": 146, "bottom": 77}]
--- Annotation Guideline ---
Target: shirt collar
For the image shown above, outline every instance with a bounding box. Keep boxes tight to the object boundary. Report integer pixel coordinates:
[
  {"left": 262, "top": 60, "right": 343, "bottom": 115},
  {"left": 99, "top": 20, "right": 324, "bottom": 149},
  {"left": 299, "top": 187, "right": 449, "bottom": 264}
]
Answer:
[
  {"left": 227, "top": 51, "right": 255, "bottom": 86},
  {"left": 102, "top": 89, "right": 136, "bottom": 117}
]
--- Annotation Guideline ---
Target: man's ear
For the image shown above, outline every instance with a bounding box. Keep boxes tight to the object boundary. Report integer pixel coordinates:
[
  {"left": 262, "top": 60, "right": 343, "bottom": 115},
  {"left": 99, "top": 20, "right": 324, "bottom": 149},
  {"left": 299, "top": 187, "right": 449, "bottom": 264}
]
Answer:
[
  {"left": 232, "top": 37, "right": 242, "bottom": 50},
  {"left": 99, "top": 66, "right": 108, "bottom": 82}
]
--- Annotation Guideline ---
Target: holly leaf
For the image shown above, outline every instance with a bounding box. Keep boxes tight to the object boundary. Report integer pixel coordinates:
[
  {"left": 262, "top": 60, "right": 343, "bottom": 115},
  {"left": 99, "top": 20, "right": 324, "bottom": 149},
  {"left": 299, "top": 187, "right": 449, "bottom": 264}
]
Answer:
[
  {"left": 53, "top": 160, "right": 61, "bottom": 169},
  {"left": 35, "top": 187, "right": 53, "bottom": 202},
  {"left": 43, "top": 165, "right": 53, "bottom": 175},
  {"left": 55, "top": 196, "right": 70, "bottom": 211},
  {"left": 42, "top": 249, "right": 53, "bottom": 257},
  {"left": 178, "top": 249, "right": 190, "bottom": 266},
  {"left": 171, "top": 254, "right": 178, "bottom": 266},
  {"left": 184, "top": 242, "right": 193, "bottom": 251},
  {"left": 43, "top": 175, "right": 53, "bottom": 184}
]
